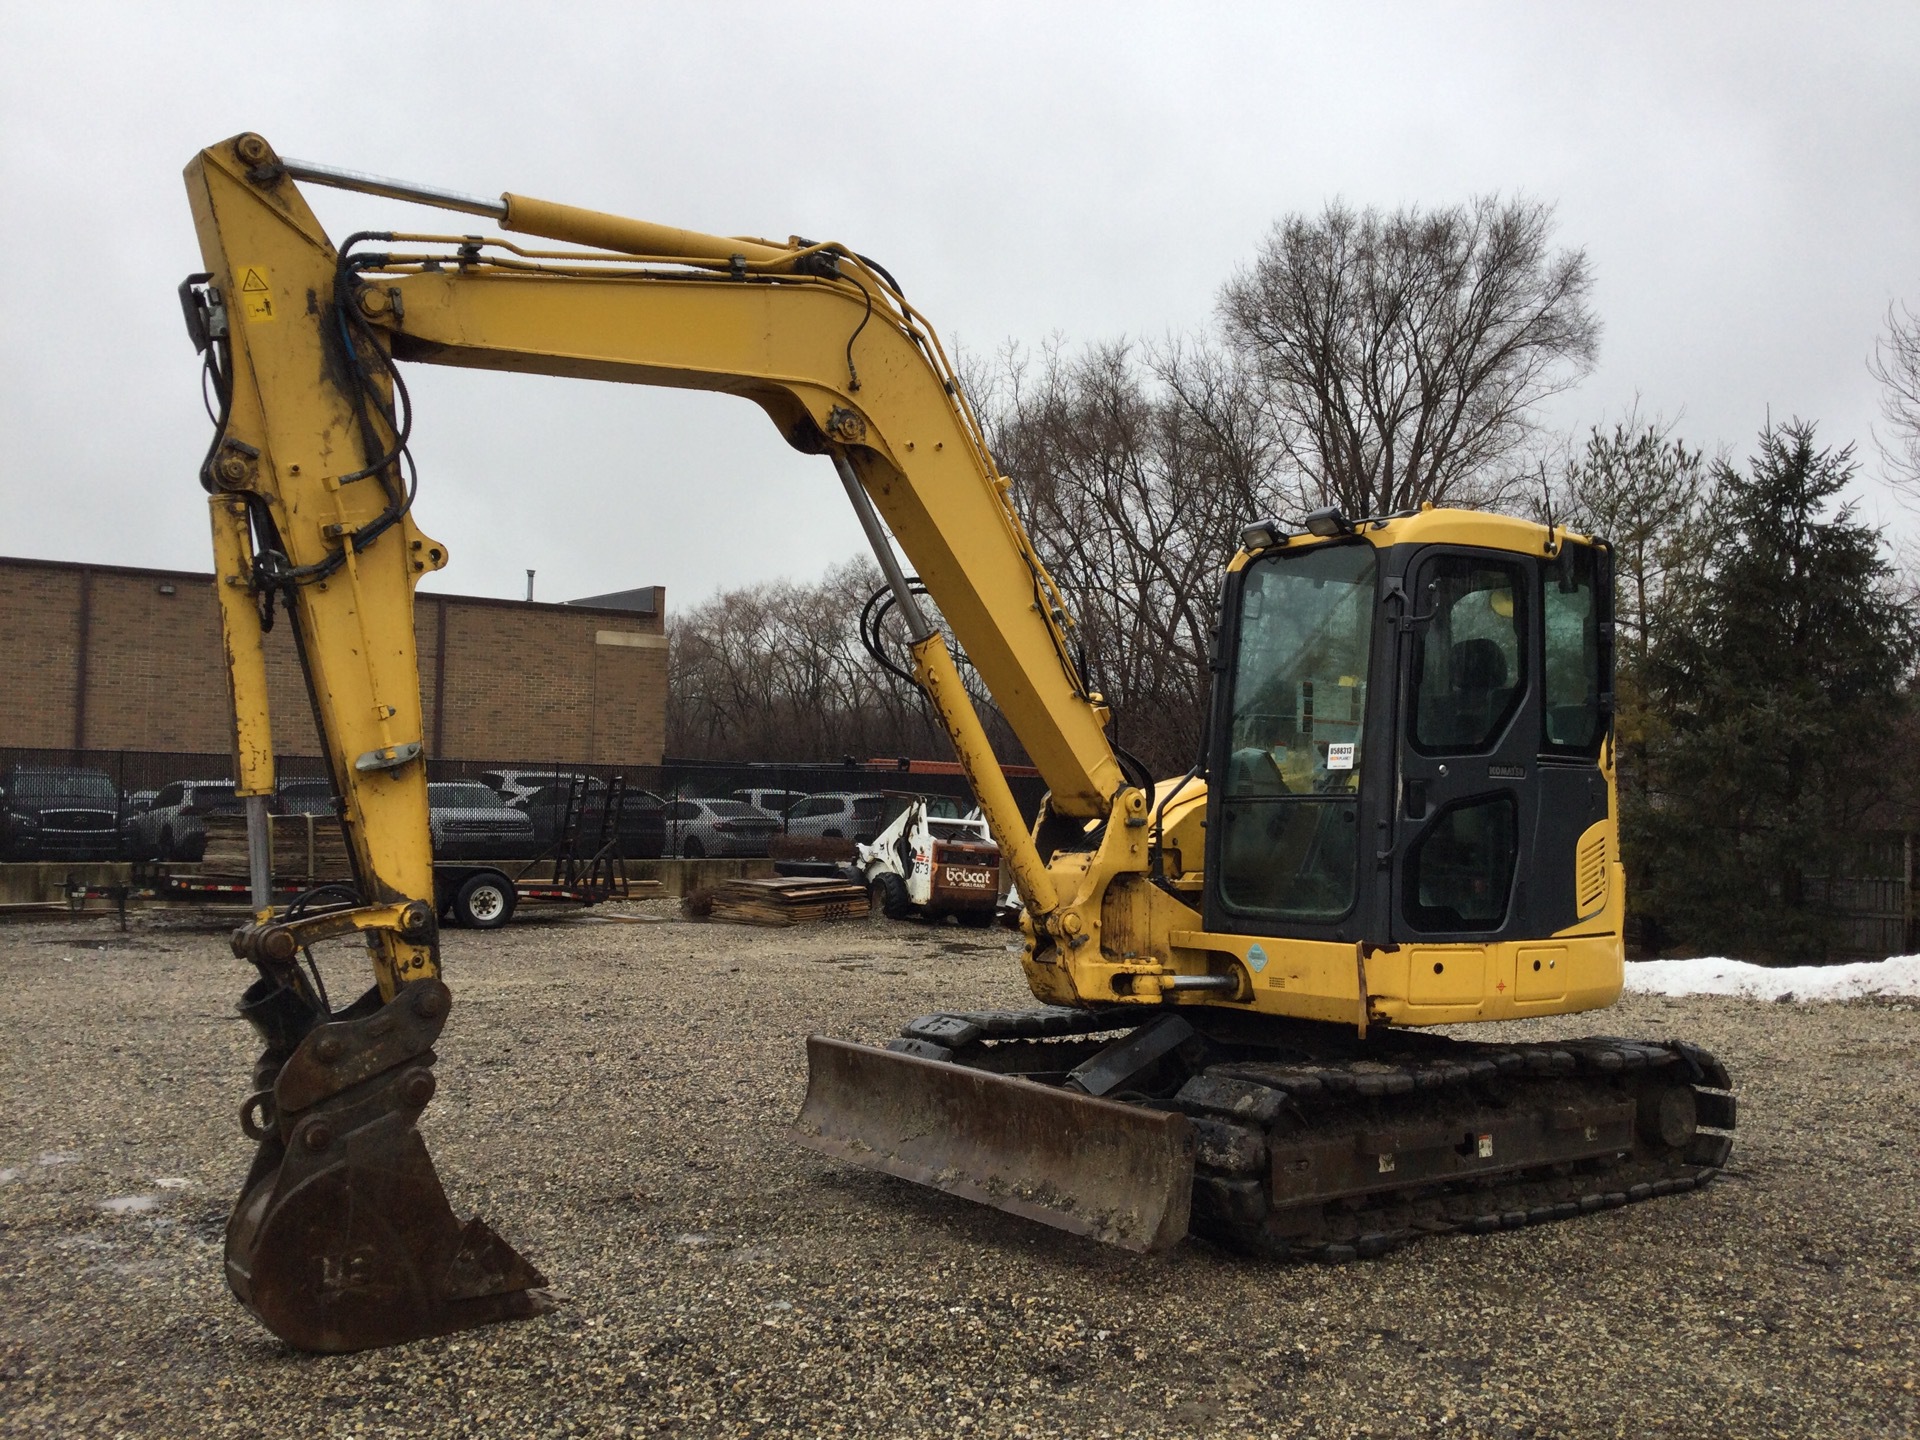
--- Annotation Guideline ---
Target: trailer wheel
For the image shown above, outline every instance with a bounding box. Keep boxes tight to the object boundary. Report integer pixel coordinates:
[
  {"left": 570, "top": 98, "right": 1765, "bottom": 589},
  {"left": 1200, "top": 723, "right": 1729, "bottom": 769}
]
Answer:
[
  {"left": 452, "top": 872, "right": 516, "bottom": 930},
  {"left": 870, "top": 871, "right": 910, "bottom": 920}
]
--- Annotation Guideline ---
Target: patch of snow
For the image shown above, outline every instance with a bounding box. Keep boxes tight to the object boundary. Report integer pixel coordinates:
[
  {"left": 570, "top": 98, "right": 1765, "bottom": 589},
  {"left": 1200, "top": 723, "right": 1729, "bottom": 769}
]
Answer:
[
  {"left": 0, "top": 1168, "right": 19, "bottom": 1184},
  {"left": 98, "top": 1194, "right": 159, "bottom": 1214},
  {"left": 152, "top": 1177, "right": 190, "bottom": 1190},
  {"left": 36, "top": 1151, "right": 81, "bottom": 1166},
  {"left": 1625, "top": 955, "right": 1920, "bottom": 1002}
]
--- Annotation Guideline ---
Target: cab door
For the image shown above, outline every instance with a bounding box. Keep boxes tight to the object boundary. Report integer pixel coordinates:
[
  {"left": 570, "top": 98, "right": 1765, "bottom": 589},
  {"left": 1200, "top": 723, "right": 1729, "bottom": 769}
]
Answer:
[{"left": 1389, "top": 548, "right": 1539, "bottom": 945}]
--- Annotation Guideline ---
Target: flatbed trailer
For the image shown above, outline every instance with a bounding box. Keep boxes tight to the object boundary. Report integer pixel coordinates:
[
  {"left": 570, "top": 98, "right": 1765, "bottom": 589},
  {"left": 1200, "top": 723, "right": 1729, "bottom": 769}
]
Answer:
[{"left": 127, "top": 859, "right": 649, "bottom": 928}]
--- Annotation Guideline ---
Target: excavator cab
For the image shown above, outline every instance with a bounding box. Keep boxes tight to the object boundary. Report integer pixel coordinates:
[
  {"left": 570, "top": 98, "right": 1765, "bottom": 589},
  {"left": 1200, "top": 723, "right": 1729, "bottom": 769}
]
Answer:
[{"left": 1206, "top": 519, "right": 1614, "bottom": 955}]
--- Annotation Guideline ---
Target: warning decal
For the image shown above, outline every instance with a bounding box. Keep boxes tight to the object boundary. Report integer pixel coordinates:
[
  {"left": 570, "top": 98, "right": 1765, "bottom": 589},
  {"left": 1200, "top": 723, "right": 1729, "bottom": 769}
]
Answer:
[{"left": 238, "top": 266, "right": 275, "bottom": 323}]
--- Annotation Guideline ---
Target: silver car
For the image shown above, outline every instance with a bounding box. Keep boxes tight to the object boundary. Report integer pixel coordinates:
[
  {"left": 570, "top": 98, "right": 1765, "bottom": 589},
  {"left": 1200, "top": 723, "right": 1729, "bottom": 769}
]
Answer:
[
  {"left": 428, "top": 782, "right": 536, "bottom": 861},
  {"left": 663, "top": 798, "right": 780, "bottom": 858},
  {"left": 128, "top": 779, "right": 245, "bottom": 861},
  {"left": 780, "top": 791, "right": 892, "bottom": 844}
]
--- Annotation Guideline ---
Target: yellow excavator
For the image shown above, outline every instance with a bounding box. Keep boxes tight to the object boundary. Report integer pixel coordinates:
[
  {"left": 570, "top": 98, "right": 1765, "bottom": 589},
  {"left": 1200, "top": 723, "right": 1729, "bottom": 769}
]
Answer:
[{"left": 181, "top": 133, "right": 1735, "bottom": 1353}]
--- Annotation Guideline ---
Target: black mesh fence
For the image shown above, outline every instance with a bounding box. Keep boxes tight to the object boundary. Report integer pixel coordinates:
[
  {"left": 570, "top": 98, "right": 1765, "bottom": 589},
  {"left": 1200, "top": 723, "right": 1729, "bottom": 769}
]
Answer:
[{"left": 0, "top": 745, "right": 1046, "bottom": 863}]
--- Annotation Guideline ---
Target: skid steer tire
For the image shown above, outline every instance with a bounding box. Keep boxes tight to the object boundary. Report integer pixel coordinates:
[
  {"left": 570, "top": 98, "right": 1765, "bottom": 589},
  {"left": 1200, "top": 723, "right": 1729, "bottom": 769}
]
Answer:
[{"left": 870, "top": 872, "right": 910, "bottom": 920}]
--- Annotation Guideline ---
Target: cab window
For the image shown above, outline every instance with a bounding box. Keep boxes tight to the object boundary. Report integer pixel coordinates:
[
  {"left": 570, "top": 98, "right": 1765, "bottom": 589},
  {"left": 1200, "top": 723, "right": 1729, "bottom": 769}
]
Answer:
[
  {"left": 1543, "top": 544, "right": 1605, "bottom": 756},
  {"left": 1217, "top": 542, "right": 1375, "bottom": 922},
  {"left": 1410, "top": 557, "right": 1526, "bottom": 754}
]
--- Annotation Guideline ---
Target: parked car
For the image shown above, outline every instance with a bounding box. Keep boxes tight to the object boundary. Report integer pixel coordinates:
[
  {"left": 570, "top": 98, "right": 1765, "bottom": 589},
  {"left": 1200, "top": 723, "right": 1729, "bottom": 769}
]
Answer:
[
  {"left": 731, "top": 787, "right": 808, "bottom": 820},
  {"left": 514, "top": 781, "right": 667, "bottom": 859},
  {"left": 780, "top": 791, "right": 892, "bottom": 844},
  {"left": 124, "top": 788, "right": 159, "bottom": 817},
  {"left": 0, "top": 765, "right": 125, "bottom": 861},
  {"left": 663, "top": 798, "right": 781, "bottom": 858},
  {"left": 428, "top": 782, "right": 537, "bottom": 861},
  {"left": 127, "top": 779, "right": 247, "bottom": 861}
]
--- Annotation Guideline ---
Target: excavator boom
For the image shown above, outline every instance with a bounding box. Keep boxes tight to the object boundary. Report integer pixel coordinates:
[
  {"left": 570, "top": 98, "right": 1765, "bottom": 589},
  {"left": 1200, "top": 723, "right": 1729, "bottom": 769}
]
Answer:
[{"left": 183, "top": 132, "right": 1173, "bottom": 1349}]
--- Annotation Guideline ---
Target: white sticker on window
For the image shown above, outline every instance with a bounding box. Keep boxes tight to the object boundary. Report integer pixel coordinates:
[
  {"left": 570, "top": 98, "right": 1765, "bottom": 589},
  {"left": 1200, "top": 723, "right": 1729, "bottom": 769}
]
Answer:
[{"left": 1326, "top": 743, "right": 1355, "bottom": 770}]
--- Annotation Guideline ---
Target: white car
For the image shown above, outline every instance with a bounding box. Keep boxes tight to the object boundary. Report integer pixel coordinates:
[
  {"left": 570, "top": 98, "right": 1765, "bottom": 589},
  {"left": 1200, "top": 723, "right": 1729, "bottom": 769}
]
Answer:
[
  {"left": 477, "top": 769, "right": 592, "bottom": 807},
  {"left": 731, "top": 787, "right": 808, "bottom": 820},
  {"left": 780, "top": 791, "right": 893, "bottom": 843}
]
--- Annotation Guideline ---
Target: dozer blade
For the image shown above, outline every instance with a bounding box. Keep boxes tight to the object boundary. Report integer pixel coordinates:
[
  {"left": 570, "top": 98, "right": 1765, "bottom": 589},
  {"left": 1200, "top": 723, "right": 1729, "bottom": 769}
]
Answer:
[
  {"left": 792, "top": 1035, "right": 1194, "bottom": 1252},
  {"left": 225, "top": 979, "right": 553, "bottom": 1352}
]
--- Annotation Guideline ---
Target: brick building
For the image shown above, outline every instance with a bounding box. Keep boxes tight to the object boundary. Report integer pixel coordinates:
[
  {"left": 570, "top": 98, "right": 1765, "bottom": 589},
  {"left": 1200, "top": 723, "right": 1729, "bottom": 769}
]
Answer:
[{"left": 0, "top": 555, "right": 667, "bottom": 765}]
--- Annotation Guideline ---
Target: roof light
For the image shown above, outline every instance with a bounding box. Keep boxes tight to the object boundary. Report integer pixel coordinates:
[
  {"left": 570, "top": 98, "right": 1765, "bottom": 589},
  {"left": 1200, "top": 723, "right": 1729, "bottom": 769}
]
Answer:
[
  {"left": 1240, "top": 517, "right": 1287, "bottom": 551},
  {"left": 1303, "top": 506, "right": 1355, "bottom": 538}
]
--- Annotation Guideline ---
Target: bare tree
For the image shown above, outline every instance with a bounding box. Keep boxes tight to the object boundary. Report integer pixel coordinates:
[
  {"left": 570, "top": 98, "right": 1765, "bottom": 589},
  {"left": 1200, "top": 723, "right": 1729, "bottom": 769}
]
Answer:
[
  {"left": 666, "top": 557, "right": 1024, "bottom": 764},
  {"left": 1218, "top": 196, "right": 1600, "bottom": 518},
  {"left": 977, "top": 338, "right": 1292, "bottom": 773},
  {"left": 1870, "top": 300, "right": 1920, "bottom": 492},
  {"left": 1541, "top": 408, "right": 1709, "bottom": 662}
]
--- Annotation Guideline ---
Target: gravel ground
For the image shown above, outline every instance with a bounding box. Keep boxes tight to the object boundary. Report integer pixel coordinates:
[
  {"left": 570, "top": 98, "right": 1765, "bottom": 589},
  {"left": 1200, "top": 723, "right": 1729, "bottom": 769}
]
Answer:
[{"left": 1, "top": 906, "right": 1916, "bottom": 1439}]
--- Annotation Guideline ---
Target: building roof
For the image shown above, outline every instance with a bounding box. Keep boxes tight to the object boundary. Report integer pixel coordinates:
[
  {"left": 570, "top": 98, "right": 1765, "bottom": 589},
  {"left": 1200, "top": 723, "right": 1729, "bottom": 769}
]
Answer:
[
  {"left": 0, "top": 554, "right": 664, "bottom": 621},
  {"left": 566, "top": 586, "right": 662, "bottom": 616}
]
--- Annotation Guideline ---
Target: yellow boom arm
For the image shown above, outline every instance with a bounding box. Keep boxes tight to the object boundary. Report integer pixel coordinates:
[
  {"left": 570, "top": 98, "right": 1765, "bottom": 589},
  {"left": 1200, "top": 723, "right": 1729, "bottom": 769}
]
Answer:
[{"left": 185, "top": 132, "right": 1155, "bottom": 978}]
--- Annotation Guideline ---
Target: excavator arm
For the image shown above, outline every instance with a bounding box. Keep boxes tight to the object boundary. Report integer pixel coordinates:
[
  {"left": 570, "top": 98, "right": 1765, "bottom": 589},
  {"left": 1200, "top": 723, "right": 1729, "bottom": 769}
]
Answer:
[{"left": 184, "top": 132, "right": 1178, "bottom": 1350}]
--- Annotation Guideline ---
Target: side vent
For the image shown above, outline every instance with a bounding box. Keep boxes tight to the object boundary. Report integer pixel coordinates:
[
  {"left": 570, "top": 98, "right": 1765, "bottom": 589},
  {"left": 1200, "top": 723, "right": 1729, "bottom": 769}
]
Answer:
[{"left": 1575, "top": 828, "right": 1609, "bottom": 918}]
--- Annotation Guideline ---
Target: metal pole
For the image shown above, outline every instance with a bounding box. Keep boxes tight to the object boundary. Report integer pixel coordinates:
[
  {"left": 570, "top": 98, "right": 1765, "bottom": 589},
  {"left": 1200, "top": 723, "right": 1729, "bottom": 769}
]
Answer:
[
  {"left": 832, "top": 449, "right": 1059, "bottom": 917},
  {"left": 832, "top": 451, "right": 934, "bottom": 642},
  {"left": 246, "top": 794, "right": 273, "bottom": 911},
  {"left": 281, "top": 158, "right": 507, "bottom": 219}
]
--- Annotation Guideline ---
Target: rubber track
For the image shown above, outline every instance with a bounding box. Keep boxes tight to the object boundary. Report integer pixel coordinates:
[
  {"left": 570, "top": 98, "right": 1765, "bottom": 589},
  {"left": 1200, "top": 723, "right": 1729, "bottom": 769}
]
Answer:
[
  {"left": 892, "top": 1010, "right": 1736, "bottom": 1263},
  {"left": 1178, "top": 1033, "right": 1736, "bottom": 1261}
]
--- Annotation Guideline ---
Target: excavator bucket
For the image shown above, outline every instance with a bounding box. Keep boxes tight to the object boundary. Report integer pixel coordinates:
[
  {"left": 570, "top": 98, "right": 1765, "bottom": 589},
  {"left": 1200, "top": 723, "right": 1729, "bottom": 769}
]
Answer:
[
  {"left": 225, "top": 978, "right": 553, "bottom": 1352},
  {"left": 792, "top": 1035, "right": 1195, "bottom": 1252}
]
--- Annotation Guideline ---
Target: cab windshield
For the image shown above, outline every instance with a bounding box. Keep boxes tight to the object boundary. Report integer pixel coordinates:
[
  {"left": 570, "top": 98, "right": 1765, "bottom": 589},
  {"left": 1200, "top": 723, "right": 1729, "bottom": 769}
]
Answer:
[{"left": 1218, "top": 543, "right": 1376, "bottom": 921}]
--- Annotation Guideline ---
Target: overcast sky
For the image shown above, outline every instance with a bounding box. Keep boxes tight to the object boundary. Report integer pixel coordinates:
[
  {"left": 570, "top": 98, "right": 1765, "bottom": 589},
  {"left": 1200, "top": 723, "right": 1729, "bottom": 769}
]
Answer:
[{"left": 5, "top": 2, "right": 1918, "bottom": 611}]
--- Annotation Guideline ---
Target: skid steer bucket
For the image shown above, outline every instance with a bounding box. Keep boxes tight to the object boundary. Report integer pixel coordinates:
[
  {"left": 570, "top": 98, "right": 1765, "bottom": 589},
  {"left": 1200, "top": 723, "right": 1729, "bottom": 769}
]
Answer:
[
  {"left": 225, "top": 979, "right": 553, "bottom": 1352},
  {"left": 792, "top": 1035, "right": 1195, "bottom": 1252}
]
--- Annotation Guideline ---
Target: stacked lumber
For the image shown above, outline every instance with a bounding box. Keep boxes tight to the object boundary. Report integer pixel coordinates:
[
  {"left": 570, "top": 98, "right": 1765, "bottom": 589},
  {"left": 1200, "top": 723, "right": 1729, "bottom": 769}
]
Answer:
[
  {"left": 708, "top": 876, "right": 868, "bottom": 927},
  {"left": 199, "top": 814, "right": 353, "bottom": 883}
]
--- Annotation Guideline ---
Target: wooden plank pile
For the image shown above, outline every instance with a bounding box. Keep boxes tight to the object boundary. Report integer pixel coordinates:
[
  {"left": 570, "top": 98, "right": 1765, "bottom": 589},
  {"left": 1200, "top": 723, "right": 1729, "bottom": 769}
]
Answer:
[
  {"left": 707, "top": 876, "right": 869, "bottom": 927},
  {"left": 200, "top": 814, "right": 353, "bottom": 884}
]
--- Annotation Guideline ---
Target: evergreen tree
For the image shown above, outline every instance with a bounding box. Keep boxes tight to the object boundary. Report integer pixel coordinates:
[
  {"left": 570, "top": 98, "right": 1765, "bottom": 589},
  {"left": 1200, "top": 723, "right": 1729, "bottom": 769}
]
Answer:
[{"left": 1633, "top": 420, "right": 1917, "bottom": 961}]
